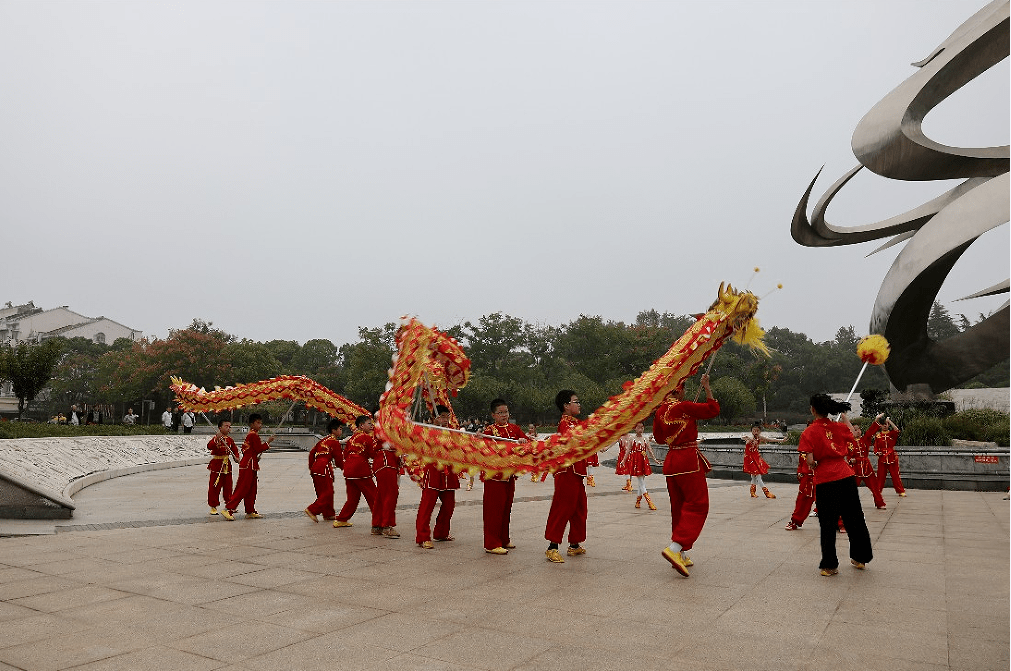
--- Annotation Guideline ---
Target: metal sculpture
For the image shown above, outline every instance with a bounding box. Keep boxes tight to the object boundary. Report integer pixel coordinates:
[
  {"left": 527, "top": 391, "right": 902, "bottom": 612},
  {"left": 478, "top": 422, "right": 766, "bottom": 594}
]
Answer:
[{"left": 792, "top": 0, "right": 1009, "bottom": 395}]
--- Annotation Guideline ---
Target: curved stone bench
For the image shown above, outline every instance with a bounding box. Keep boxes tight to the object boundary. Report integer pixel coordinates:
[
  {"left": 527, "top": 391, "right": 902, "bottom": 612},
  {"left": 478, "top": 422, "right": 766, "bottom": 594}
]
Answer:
[{"left": 0, "top": 436, "right": 208, "bottom": 519}]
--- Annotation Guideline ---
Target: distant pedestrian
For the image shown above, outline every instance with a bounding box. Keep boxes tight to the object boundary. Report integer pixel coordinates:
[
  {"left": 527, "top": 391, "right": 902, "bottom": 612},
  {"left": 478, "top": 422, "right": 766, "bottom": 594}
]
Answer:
[
  {"left": 182, "top": 410, "right": 195, "bottom": 434},
  {"left": 123, "top": 408, "right": 139, "bottom": 425},
  {"left": 69, "top": 405, "right": 80, "bottom": 426},
  {"left": 162, "top": 407, "right": 173, "bottom": 432}
]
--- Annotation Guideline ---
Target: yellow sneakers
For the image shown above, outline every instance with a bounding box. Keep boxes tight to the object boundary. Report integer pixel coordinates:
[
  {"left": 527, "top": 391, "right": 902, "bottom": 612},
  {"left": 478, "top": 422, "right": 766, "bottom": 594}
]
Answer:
[
  {"left": 333, "top": 520, "right": 353, "bottom": 528},
  {"left": 566, "top": 546, "right": 586, "bottom": 556},
  {"left": 851, "top": 559, "right": 866, "bottom": 570},
  {"left": 245, "top": 513, "right": 262, "bottom": 519},
  {"left": 681, "top": 552, "right": 693, "bottom": 567},
  {"left": 304, "top": 509, "right": 318, "bottom": 523},
  {"left": 209, "top": 507, "right": 218, "bottom": 515},
  {"left": 662, "top": 547, "right": 689, "bottom": 576},
  {"left": 485, "top": 547, "right": 508, "bottom": 555},
  {"left": 820, "top": 568, "right": 839, "bottom": 577},
  {"left": 420, "top": 541, "right": 434, "bottom": 549},
  {"left": 221, "top": 510, "right": 235, "bottom": 521},
  {"left": 545, "top": 548, "right": 565, "bottom": 563}
]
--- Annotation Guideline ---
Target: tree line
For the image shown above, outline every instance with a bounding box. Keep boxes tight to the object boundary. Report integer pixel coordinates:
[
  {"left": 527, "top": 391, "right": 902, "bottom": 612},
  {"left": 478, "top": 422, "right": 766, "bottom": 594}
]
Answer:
[{"left": 3, "top": 302, "right": 1006, "bottom": 424}]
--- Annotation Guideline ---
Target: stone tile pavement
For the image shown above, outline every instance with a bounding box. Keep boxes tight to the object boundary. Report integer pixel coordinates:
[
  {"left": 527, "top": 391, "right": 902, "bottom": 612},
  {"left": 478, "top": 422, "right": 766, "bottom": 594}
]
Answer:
[{"left": 0, "top": 451, "right": 1007, "bottom": 670}]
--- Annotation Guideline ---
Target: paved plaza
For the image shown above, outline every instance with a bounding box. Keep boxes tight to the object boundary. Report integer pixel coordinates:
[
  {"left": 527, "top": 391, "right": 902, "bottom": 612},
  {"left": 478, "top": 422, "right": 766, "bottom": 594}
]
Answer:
[{"left": 0, "top": 451, "right": 1007, "bottom": 670}]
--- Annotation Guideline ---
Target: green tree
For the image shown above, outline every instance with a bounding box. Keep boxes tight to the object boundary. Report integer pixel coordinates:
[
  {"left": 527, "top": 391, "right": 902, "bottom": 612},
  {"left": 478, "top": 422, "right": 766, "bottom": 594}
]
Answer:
[
  {"left": 340, "top": 323, "right": 398, "bottom": 410},
  {"left": 0, "top": 339, "right": 65, "bottom": 418},
  {"left": 927, "top": 302, "right": 960, "bottom": 340},
  {"left": 223, "top": 340, "right": 282, "bottom": 383},
  {"left": 711, "top": 376, "right": 757, "bottom": 424}
]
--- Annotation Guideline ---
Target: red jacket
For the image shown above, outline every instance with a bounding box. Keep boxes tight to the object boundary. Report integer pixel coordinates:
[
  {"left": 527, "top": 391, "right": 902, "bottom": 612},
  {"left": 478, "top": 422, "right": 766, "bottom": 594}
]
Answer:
[
  {"left": 872, "top": 423, "right": 900, "bottom": 465},
  {"left": 654, "top": 397, "right": 720, "bottom": 475},
  {"left": 342, "top": 431, "right": 376, "bottom": 479},
  {"left": 555, "top": 414, "right": 587, "bottom": 477},
  {"left": 207, "top": 434, "right": 240, "bottom": 474},
  {"left": 799, "top": 418, "right": 856, "bottom": 485},
  {"left": 238, "top": 431, "right": 270, "bottom": 471},
  {"left": 482, "top": 422, "right": 529, "bottom": 481},
  {"left": 309, "top": 435, "right": 343, "bottom": 479},
  {"left": 422, "top": 464, "right": 461, "bottom": 490}
]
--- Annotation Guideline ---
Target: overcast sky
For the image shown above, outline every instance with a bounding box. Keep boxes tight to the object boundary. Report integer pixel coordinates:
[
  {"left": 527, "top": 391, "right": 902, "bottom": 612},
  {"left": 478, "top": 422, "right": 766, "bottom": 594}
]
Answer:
[{"left": 2, "top": 1, "right": 1007, "bottom": 349}]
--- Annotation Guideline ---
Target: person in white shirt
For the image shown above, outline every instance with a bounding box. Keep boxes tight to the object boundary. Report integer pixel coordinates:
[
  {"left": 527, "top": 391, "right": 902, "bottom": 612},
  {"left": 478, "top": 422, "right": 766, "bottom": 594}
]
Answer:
[{"left": 162, "top": 407, "right": 173, "bottom": 432}]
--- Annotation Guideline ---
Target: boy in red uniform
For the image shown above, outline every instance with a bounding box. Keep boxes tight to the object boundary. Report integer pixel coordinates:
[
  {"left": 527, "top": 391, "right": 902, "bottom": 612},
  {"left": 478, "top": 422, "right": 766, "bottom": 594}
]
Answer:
[
  {"left": 222, "top": 414, "right": 276, "bottom": 520},
  {"left": 544, "top": 389, "right": 589, "bottom": 564},
  {"left": 653, "top": 374, "right": 719, "bottom": 576},
  {"left": 372, "top": 413, "right": 402, "bottom": 539},
  {"left": 305, "top": 418, "right": 344, "bottom": 522},
  {"left": 206, "top": 418, "right": 240, "bottom": 515},
  {"left": 872, "top": 415, "right": 906, "bottom": 497},
  {"left": 415, "top": 405, "right": 461, "bottom": 548},
  {"left": 333, "top": 415, "right": 381, "bottom": 530},
  {"left": 482, "top": 398, "right": 529, "bottom": 555}
]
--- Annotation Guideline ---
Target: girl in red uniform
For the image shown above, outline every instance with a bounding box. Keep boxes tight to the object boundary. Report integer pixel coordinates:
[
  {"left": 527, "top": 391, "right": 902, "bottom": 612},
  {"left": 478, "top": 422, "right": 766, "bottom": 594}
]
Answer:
[
  {"left": 841, "top": 414, "right": 887, "bottom": 509},
  {"left": 742, "top": 421, "right": 785, "bottom": 499},
  {"left": 799, "top": 394, "right": 873, "bottom": 576},
  {"left": 625, "top": 422, "right": 660, "bottom": 510}
]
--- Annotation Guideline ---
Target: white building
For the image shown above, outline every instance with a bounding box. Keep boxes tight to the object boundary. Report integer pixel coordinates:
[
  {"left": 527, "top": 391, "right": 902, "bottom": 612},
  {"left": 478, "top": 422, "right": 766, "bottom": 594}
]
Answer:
[
  {"left": 0, "top": 301, "right": 143, "bottom": 413},
  {"left": 0, "top": 301, "right": 142, "bottom": 346}
]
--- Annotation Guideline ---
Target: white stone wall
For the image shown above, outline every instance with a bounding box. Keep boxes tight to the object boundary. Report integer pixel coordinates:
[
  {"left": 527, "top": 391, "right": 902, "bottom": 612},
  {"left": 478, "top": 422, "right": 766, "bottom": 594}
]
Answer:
[{"left": 0, "top": 435, "right": 207, "bottom": 500}]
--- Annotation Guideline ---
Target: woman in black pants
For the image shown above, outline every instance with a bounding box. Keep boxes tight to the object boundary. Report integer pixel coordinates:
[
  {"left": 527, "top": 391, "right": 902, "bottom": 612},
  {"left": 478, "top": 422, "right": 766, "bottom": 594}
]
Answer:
[{"left": 798, "top": 394, "right": 873, "bottom": 576}]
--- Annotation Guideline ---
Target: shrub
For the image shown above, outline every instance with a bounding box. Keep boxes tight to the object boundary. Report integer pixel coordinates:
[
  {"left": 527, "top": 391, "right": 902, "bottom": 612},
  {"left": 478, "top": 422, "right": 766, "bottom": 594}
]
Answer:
[{"left": 899, "top": 417, "right": 951, "bottom": 446}]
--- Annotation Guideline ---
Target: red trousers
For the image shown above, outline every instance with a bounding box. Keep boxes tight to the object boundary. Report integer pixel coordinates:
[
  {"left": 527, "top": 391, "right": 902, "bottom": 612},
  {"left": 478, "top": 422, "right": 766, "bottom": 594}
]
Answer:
[
  {"left": 877, "top": 459, "right": 905, "bottom": 494},
  {"left": 337, "top": 478, "right": 378, "bottom": 525},
  {"left": 307, "top": 474, "right": 336, "bottom": 519},
  {"left": 544, "top": 471, "right": 587, "bottom": 545},
  {"left": 374, "top": 469, "right": 399, "bottom": 528},
  {"left": 791, "top": 475, "right": 815, "bottom": 525},
  {"left": 482, "top": 478, "right": 516, "bottom": 550},
  {"left": 416, "top": 489, "right": 455, "bottom": 543},
  {"left": 207, "top": 470, "right": 233, "bottom": 508},
  {"left": 856, "top": 474, "right": 887, "bottom": 508},
  {"left": 665, "top": 470, "right": 709, "bottom": 551},
  {"left": 225, "top": 469, "right": 258, "bottom": 514}
]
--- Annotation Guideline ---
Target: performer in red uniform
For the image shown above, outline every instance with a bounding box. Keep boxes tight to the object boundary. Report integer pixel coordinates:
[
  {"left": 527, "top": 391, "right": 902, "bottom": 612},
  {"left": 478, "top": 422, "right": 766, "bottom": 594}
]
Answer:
[
  {"left": 626, "top": 422, "right": 659, "bottom": 510},
  {"left": 416, "top": 405, "right": 461, "bottom": 548},
  {"left": 654, "top": 374, "right": 719, "bottom": 576},
  {"left": 872, "top": 415, "right": 906, "bottom": 497},
  {"left": 482, "top": 399, "right": 529, "bottom": 555},
  {"left": 544, "top": 390, "right": 589, "bottom": 563},
  {"left": 785, "top": 441, "right": 815, "bottom": 530},
  {"left": 841, "top": 414, "right": 887, "bottom": 509},
  {"left": 742, "top": 421, "right": 785, "bottom": 499},
  {"left": 222, "top": 414, "right": 276, "bottom": 520},
  {"left": 206, "top": 418, "right": 240, "bottom": 515},
  {"left": 305, "top": 418, "right": 344, "bottom": 522},
  {"left": 800, "top": 395, "right": 873, "bottom": 576},
  {"left": 615, "top": 433, "right": 633, "bottom": 491},
  {"left": 333, "top": 415, "right": 380, "bottom": 530},
  {"left": 372, "top": 417, "right": 402, "bottom": 539}
]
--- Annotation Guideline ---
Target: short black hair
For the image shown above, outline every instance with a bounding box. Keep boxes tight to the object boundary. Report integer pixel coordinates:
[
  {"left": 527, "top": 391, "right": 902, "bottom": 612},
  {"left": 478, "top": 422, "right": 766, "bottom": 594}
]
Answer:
[
  {"left": 327, "top": 418, "right": 344, "bottom": 433},
  {"left": 217, "top": 417, "right": 229, "bottom": 428},
  {"left": 555, "top": 389, "right": 576, "bottom": 413},
  {"left": 354, "top": 414, "right": 371, "bottom": 428},
  {"left": 490, "top": 398, "right": 507, "bottom": 413},
  {"left": 249, "top": 413, "right": 263, "bottom": 423},
  {"left": 751, "top": 421, "right": 763, "bottom": 429},
  {"left": 810, "top": 394, "right": 850, "bottom": 417},
  {"left": 435, "top": 405, "right": 450, "bottom": 415}
]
